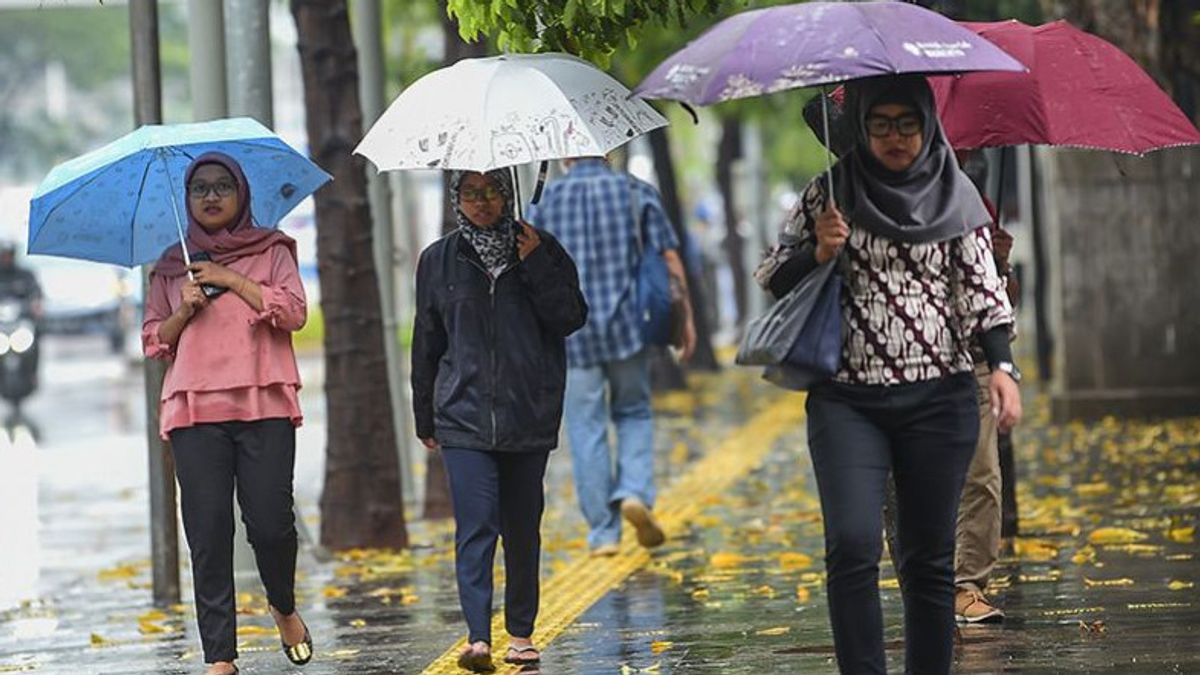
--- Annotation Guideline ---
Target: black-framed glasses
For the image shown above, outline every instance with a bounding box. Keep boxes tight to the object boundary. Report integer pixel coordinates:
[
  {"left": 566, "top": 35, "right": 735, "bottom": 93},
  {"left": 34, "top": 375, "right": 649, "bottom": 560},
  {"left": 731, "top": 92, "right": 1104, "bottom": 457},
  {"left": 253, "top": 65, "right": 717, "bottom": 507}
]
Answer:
[
  {"left": 460, "top": 186, "right": 503, "bottom": 203},
  {"left": 187, "top": 180, "right": 238, "bottom": 199},
  {"left": 865, "top": 114, "right": 923, "bottom": 138}
]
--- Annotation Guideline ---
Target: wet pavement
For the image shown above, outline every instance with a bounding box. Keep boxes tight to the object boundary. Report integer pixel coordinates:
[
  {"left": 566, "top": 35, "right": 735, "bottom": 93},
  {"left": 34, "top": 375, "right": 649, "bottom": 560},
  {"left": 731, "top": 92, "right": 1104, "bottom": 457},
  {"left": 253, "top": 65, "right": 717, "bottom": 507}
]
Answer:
[{"left": 0, "top": 338, "right": 1197, "bottom": 673}]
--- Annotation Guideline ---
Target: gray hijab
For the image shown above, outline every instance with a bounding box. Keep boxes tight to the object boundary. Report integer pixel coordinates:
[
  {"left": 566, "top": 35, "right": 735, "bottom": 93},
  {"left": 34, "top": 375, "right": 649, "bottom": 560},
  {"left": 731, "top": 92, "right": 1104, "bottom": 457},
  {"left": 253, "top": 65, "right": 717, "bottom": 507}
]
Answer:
[
  {"left": 449, "top": 169, "right": 518, "bottom": 270},
  {"left": 831, "top": 75, "right": 991, "bottom": 245}
]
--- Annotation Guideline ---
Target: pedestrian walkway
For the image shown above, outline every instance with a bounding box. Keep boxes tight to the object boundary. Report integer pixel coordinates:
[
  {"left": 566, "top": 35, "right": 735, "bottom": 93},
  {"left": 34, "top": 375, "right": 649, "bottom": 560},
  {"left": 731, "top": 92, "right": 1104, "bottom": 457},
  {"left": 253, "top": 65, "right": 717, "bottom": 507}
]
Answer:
[{"left": 1, "top": 363, "right": 1198, "bottom": 673}]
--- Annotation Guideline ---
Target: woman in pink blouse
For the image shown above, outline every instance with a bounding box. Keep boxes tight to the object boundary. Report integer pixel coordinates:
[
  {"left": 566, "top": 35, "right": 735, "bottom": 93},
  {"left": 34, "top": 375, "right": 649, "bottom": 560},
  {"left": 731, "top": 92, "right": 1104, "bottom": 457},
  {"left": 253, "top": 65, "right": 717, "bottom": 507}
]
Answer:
[
  {"left": 142, "top": 152, "right": 312, "bottom": 675},
  {"left": 757, "top": 76, "right": 1021, "bottom": 675}
]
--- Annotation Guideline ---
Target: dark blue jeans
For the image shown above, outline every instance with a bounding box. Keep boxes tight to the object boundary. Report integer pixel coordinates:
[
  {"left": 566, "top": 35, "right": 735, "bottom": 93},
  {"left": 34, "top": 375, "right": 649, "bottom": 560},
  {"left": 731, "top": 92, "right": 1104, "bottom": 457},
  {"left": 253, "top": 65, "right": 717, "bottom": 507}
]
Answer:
[
  {"left": 806, "top": 373, "right": 978, "bottom": 675},
  {"left": 442, "top": 447, "right": 550, "bottom": 645}
]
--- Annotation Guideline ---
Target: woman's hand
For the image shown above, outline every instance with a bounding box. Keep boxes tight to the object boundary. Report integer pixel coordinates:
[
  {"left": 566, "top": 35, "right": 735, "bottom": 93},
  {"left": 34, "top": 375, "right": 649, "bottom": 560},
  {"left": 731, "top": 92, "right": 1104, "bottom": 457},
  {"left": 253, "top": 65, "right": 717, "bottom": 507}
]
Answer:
[
  {"left": 988, "top": 371, "right": 1023, "bottom": 433},
  {"left": 189, "top": 260, "right": 241, "bottom": 290},
  {"left": 419, "top": 437, "right": 440, "bottom": 451},
  {"left": 516, "top": 222, "right": 542, "bottom": 260},
  {"left": 814, "top": 205, "right": 850, "bottom": 264},
  {"left": 178, "top": 279, "right": 208, "bottom": 318}
]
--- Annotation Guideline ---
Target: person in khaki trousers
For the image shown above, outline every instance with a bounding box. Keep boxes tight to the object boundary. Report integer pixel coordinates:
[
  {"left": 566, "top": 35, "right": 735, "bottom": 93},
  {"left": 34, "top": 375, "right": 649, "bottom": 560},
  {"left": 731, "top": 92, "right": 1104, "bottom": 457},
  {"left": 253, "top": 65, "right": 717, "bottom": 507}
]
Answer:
[{"left": 954, "top": 218, "right": 1020, "bottom": 623}]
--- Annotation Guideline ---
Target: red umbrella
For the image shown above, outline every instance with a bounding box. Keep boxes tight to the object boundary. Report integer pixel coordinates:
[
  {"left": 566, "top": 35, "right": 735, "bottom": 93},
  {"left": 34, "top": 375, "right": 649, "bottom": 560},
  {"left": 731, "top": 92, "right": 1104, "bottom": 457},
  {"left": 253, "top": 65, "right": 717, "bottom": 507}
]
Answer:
[{"left": 929, "top": 19, "right": 1200, "bottom": 155}]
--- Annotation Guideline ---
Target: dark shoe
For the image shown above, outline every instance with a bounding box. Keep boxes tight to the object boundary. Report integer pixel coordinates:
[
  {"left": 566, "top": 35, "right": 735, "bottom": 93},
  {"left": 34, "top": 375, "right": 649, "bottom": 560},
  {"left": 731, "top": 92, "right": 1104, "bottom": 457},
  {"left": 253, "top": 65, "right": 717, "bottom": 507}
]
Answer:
[
  {"left": 457, "top": 643, "right": 495, "bottom": 672},
  {"left": 620, "top": 498, "right": 665, "bottom": 548}
]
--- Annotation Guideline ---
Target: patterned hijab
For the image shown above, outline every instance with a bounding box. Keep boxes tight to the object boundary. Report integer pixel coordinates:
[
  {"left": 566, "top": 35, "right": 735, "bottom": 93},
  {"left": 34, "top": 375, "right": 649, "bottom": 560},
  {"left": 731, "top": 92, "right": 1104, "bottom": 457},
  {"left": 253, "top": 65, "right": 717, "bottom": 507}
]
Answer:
[
  {"left": 832, "top": 75, "right": 991, "bottom": 245},
  {"left": 449, "top": 170, "right": 518, "bottom": 271}
]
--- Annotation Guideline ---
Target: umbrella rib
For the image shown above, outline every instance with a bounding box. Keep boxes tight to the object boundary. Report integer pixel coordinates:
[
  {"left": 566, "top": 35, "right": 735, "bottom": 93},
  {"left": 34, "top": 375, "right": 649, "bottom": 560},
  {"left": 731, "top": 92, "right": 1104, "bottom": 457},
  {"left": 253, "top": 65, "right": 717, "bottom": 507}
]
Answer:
[{"left": 127, "top": 156, "right": 158, "bottom": 266}]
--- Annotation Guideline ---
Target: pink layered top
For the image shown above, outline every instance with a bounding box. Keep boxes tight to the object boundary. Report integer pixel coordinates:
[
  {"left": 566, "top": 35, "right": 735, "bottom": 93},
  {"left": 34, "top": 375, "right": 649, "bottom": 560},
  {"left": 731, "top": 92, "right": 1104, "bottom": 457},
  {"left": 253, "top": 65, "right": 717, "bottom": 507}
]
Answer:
[{"left": 142, "top": 244, "right": 306, "bottom": 439}]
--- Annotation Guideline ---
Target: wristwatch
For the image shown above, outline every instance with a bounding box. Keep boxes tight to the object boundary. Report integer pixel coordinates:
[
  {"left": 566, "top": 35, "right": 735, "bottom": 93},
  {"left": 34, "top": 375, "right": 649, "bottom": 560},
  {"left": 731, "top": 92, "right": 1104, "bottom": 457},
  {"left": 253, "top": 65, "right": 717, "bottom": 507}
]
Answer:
[{"left": 992, "top": 361, "right": 1022, "bottom": 383}]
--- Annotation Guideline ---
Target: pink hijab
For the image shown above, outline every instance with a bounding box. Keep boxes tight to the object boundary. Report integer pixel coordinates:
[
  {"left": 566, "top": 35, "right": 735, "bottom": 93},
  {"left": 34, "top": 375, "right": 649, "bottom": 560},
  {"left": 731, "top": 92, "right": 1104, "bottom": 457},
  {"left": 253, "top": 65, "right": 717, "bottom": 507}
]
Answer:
[{"left": 154, "top": 152, "right": 295, "bottom": 278}]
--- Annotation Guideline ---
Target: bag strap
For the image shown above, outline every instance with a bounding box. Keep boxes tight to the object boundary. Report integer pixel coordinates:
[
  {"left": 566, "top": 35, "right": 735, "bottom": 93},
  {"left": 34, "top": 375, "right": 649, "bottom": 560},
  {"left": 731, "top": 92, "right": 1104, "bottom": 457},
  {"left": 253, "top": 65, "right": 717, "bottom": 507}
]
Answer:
[{"left": 629, "top": 175, "right": 646, "bottom": 259}]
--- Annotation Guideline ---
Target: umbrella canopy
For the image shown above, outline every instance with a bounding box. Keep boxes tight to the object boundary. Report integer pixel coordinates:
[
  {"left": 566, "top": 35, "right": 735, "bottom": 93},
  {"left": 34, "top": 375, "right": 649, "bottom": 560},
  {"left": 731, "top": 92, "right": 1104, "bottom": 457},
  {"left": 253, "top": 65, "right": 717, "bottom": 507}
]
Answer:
[
  {"left": 634, "top": 0, "right": 1025, "bottom": 106},
  {"left": 29, "top": 117, "right": 331, "bottom": 267},
  {"left": 929, "top": 20, "right": 1200, "bottom": 154},
  {"left": 355, "top": 52, "right": 668, "bottom": 173}
]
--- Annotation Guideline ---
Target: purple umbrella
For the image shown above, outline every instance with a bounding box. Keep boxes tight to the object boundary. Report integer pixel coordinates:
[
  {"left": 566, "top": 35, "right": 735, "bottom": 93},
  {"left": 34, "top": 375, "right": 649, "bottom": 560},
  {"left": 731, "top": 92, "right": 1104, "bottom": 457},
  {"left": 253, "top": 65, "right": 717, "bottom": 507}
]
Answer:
[
  {"left": 635, "top": 1, "right": 1025, "bottom": 105},
  {"left": 635, "top": 1, "right": 1025, "bottom": 200}
]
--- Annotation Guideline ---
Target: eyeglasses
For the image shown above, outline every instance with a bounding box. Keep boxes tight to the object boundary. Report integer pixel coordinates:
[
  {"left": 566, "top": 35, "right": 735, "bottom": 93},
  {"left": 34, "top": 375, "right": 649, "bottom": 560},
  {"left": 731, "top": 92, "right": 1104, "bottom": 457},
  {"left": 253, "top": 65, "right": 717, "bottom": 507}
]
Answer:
[
  {"left": 187, "top": 180, "right": 238, "bottom": 199},
  {"left": 865, "top": 114, "right": 923, "bottom": 138},
  {"left": 460, "top": 186, "right": 503, "bottom": 203}
]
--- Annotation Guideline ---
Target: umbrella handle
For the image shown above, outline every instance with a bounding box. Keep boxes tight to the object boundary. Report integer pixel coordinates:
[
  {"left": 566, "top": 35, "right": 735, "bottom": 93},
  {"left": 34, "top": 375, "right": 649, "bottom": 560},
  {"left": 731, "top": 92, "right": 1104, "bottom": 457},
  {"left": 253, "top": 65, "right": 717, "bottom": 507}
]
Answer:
[
  {"left": 510, "top": 165, "right": 524, "bottom": 222},
  {"left": 161, "top": 153, "right": 195, "bottom": 280},
  {"left": 820, "top": 87, "right": 836, "bottom": 208}
]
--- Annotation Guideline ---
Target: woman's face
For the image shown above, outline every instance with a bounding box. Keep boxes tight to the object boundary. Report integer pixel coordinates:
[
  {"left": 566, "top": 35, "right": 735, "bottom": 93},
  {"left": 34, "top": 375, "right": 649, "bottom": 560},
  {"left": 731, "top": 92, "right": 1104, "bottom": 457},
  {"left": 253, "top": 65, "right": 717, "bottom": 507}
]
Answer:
[
  {"left": 187, "top": 164, "right": 241, "bottom": 232},
  {"left": 458, "top": 173, "right": 505, "bottom": 228},
  {"left": 866, "top": 103, "right": 924, "bottom": 172}
]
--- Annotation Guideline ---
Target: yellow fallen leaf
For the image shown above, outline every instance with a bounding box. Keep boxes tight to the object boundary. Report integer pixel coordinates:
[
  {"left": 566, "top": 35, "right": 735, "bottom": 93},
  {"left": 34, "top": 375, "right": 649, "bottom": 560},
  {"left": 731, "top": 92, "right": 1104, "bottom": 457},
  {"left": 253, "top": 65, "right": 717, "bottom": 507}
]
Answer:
[
  {"left": 138, "top": 620, "right": 166, "bottom": 635},
  {"left": 710, "top": 552, "right": 750, "bottom": 569},
  {"left": 89, "top": 633, "right": 110, "bottom": 646},
  {"left": 650, "top": 640, "right": 673, "bottom": 654},
  {"left": 1083, "top": 577, "right": 1135, "bottom": 587},
  {"left": 1071, "top": 546, "right": 1097, "bottom": 565},
  {"left": 1167, "top": 526, "right": 1195, "bottom": 544},
  {"left": 1075, "top": 482, "right": 1111, "bottom": 496},
  {"left": 97, "top": 563, "right": 141, "bottom": 582},
  {"left": 138, "top": 610, "right": 168, "bottom": 622},
  {"left": 1088, "top": 528, "right": 1148, "bottom": 545},
  {"left": 1102, "top": 544, "right": 1163, "bottom": 556},
  {"left": 235, "top": 625, "right": 276, "bottom": 636},
  {"left": 750, "top": 584, "right": 776, "bottom": 598},
  {"left": 796, "top": 586, "right": 811, "bottom": 603},
  {"left": 349, "top": 618, "right": 367, "bottom": 628},
  {"left": 779, "top": 552, "right": 813, "bottom": 572},
  {"left": 879, "top": 578, "right": 900, "bottom": 590},
  {"left": 322, "top": 586, "right": 348, "bottom": 599},
  {"left": 1168, "top": 580, "right": 1194, "bottom": 591},
  {"left": 690, "top": 588, "right": 710, "bottom": 600},
  {"left": 756, "top": 626, "right": 791, "bottom": 636},
  {"left": 1014, "top": 538, "right": 1059, "bottom": 561}
]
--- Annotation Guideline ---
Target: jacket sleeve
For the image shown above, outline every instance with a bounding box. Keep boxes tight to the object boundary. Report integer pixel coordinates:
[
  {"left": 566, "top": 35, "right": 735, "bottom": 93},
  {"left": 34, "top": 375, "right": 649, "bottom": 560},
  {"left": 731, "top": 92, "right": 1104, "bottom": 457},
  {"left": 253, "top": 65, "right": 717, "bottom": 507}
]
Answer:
[
  {"left": 251, "top": 245, "right": 308, "bottom": 332},
  {"left": 517, "top": 230, "right": 588, "bottom": 338},
  {"left": 411, "top": 248, "right": 447, "bottom": 440},
  {"left": 141, "top": 271, "right": 175, "bottom": 360},
  {"left": 755, "top": 177, "right": 823, "bottom": 298}
]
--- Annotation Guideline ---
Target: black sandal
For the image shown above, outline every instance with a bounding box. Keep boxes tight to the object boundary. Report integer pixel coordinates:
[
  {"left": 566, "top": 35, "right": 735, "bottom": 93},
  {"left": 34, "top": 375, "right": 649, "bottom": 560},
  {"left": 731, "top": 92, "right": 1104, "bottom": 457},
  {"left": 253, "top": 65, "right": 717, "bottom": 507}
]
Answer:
[
  {"left": 504, "top": 645, "right": 541, "bottom": 665},
  {"left": 457, "top": 644, "right": 496, "bottom": 673}
]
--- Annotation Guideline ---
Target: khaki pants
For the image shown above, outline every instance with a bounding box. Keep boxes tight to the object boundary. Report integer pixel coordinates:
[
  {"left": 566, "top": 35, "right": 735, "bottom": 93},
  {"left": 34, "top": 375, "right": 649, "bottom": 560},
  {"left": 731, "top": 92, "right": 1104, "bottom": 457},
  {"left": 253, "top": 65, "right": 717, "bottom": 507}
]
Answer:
[{"left": 954, "top": 364, "right": 1002, "bottom": 593}]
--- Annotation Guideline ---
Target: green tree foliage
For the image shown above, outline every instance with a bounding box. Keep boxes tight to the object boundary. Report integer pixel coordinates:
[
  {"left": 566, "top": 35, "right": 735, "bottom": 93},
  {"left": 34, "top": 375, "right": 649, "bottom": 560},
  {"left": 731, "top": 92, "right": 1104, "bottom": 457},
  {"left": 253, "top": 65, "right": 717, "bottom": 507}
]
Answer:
[{"left": 446, "top": 0, "right": 722, "bottom": 65}]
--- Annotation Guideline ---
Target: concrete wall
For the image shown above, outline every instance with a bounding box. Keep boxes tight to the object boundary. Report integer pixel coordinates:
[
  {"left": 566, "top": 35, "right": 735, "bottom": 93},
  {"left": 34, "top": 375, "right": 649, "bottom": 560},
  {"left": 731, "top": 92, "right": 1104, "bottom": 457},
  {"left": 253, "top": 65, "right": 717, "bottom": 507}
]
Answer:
[{"left": 1040, "top": 146, "right": 1200, "bottom": 419}]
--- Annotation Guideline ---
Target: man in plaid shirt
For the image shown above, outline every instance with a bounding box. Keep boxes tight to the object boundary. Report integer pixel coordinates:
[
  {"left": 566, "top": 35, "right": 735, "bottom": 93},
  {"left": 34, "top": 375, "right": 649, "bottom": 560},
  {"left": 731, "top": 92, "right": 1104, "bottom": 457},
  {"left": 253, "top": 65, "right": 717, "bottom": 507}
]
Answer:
[{"left": 527, "top": 156, "right": 695, "bottom": 555}]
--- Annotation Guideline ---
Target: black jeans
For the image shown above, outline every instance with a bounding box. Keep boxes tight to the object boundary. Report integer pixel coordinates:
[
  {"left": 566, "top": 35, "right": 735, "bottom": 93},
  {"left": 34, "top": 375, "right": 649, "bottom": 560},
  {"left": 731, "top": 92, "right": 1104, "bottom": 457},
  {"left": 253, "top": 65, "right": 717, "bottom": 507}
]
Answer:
[
  {"left": 806, "top": 373, "right": 978, "bottom": 675},
  {"left": 169, "top": 418, "right": 298, "bottom": 663},
  {"left": 441, "top": 447, "right": 550, "bottom": 646}
]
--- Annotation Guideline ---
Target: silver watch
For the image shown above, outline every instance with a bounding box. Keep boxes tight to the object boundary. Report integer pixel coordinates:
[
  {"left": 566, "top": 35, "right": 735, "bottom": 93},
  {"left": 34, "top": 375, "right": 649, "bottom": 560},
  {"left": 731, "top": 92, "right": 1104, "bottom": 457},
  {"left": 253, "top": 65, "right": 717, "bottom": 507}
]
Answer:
[{"left": 993, "top": 361, "right": 1022, "bottom": 383}]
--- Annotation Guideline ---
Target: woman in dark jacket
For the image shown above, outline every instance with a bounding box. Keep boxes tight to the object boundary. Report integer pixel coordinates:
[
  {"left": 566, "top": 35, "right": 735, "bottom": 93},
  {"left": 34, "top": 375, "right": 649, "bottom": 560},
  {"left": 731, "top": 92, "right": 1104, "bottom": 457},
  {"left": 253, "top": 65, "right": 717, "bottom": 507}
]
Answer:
[
  {"left": 411, "top": 169, "right": 587, "bottom": 672},
  {"left": 756, "top": 75, "right": 1021, "bottom": 674}
]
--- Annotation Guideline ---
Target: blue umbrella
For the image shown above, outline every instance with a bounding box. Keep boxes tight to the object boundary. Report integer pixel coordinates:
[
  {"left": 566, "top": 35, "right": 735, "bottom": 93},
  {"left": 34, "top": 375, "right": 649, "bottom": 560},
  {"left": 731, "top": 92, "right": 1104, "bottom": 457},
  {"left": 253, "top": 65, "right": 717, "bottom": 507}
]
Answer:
[{"left": 28, "top": 117, "right": 331, "bottom": 268}]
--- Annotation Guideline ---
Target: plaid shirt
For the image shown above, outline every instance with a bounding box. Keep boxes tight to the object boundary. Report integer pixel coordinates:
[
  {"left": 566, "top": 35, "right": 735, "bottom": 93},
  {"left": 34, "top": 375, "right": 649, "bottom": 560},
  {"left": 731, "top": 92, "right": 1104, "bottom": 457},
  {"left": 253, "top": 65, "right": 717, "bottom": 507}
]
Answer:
[{"left": 527, "top": 159, "right": 679, "bottom": 368}]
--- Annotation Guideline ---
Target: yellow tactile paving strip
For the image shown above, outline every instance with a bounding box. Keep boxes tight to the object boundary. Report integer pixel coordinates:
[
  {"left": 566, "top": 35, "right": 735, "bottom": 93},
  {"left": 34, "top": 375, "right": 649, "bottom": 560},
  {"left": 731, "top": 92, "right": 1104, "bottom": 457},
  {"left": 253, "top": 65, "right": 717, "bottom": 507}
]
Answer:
[{"left": 421, "top": 392, "right": 806, "bottom": 674}]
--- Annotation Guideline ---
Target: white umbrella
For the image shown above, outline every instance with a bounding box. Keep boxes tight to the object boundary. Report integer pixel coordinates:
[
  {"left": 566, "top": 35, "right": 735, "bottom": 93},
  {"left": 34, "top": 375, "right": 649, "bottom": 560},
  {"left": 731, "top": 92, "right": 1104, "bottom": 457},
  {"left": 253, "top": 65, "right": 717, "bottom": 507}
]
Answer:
[{"left": 355, "top": 53, "right": 668, "bottom": 176}]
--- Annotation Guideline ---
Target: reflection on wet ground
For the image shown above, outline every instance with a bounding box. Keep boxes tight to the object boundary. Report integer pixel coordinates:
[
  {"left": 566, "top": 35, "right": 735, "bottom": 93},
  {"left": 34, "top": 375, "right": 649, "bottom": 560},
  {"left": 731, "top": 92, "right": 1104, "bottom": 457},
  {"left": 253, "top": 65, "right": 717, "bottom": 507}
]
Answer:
[{"left": 0, "top": 347, "right": 1197, "bottom": 673}]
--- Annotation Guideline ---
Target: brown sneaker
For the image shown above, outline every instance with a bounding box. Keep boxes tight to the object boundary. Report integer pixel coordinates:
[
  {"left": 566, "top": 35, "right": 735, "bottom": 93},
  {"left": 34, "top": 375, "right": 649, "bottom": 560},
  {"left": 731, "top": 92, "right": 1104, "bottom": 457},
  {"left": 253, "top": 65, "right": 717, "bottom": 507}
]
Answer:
[
  {"left": 955, "top": 588, "right": 1005, "bottom": 624},
  {"left": 620, "top": 498, "right": 666, "bottom": 548}
]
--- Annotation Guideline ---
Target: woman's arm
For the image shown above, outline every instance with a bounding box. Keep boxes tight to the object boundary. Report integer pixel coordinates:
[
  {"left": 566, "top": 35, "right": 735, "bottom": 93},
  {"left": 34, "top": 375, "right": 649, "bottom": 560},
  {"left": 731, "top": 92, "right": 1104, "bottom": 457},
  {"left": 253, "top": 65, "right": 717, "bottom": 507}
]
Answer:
[
  {"left": 411, "top": 248, "right": 448, "bottom": 443},
  {"left": 516, "top": 226, "right": 588, "bottom": 338}
]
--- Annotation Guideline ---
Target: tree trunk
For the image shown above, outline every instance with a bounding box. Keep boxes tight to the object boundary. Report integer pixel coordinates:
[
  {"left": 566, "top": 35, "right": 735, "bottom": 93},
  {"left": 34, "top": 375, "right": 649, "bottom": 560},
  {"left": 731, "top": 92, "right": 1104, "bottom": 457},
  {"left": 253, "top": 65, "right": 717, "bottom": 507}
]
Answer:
[
  {"left": 716, "top": 116, "right": 748, "bottom": 331},
  {"left": 647, "top": 127, "right": 720, "bottom": 372},
  {"left": 424, "top": 0, "right": 493, "bottom": 519},
  {"left": 292, "top": 0, "right": 408, "bottom": 550}
]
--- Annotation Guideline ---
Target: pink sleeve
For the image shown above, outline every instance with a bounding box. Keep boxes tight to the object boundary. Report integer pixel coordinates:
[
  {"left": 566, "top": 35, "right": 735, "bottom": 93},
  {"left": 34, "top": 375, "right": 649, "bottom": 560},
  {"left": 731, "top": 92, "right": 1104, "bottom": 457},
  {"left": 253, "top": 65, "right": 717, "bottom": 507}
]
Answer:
[
  {"left": 141, "top": 273, "right": 175, "bottom": 360},
  {"left": 251, "top": 246, "right": 307, "bottom": 332}
]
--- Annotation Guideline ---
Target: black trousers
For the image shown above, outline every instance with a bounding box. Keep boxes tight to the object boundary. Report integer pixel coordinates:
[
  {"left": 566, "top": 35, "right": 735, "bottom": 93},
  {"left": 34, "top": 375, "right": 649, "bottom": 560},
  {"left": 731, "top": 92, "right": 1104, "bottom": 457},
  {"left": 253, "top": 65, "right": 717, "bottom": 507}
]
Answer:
[
  {"left": 169, "top": 418, "right": 298, "bottom": 663},
  {"left": 441, "top": 447, "right": 550, "bottom": 646},
  {"left": 806, "top": 373, "right": 978, "bottom": 675}
]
